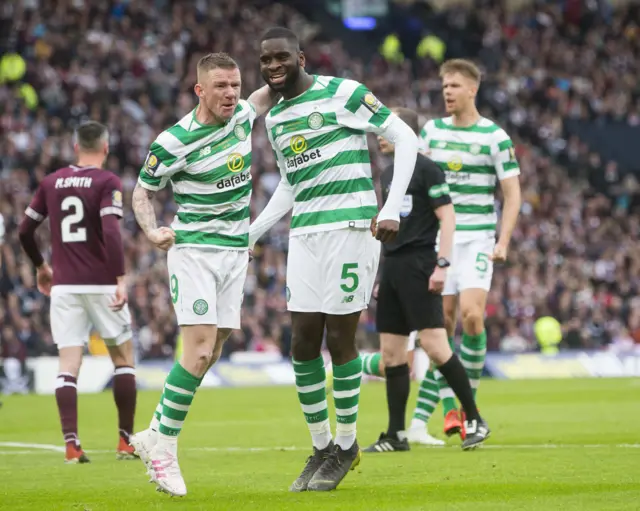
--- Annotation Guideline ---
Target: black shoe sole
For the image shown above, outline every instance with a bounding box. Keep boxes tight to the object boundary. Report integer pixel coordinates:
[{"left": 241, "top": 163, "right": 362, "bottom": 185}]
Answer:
[{"left": 444, "top": 426, "right": 461, "bottom": 437}]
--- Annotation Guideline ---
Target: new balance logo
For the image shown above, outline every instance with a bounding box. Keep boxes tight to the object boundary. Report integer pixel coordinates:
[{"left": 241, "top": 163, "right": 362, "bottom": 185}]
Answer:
[
  {"left": 200, "top": 146, "right": 211, "bottom": 157},
  {"left": 342, "top": 295, "right": 354, "bottom": 303}
]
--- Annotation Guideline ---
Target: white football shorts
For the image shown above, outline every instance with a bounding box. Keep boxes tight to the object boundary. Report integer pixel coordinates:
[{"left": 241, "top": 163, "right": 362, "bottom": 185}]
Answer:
[
  {"left": 167, "top": 246, "right": 248, "bottom": 328},
  {"left": 443, "top": 237, "right": 495, "bottom": 296},
  {"left": 50, "top": 290, "right": 132, "bottom": 348},
  {"left": 286, "top": 228, "right": 380, "bottom": 315}
]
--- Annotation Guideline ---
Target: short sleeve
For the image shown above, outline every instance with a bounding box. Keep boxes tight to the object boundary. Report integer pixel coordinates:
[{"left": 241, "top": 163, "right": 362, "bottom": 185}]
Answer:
[
  {"left": 336, "top": 80, "right": 392, "bottom": 135},
  {"left": 419, "top": 121, "right": 431, "bottom": 153},
  {"left": 491, "top": 129, "right": 520, "bottom": 180},
  {"left": 138, "top": 132, "right": 185, "bottom": 191},
  {"left": 100, "top": 175, "right": 124, "bottom": 218},
  {"left": 266, "top": 126, "right": 289, "bottom": 182},
  {"left": 425, "top": 163, "right": 452, "bottom": 210},
  {"left": 25, "top": 183, "right": 48, "bottom": 223},
  {"left": 242, "top": 99, "right": 258, "bottom": 126}
]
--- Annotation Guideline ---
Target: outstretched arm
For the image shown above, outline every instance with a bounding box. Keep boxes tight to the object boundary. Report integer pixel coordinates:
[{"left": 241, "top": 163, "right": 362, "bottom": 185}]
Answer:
[
  {"left": 248, "top": 85, "right": 281, "bottom": 117},
  {"left": 248, "top": 178, "right": 294, "bottom": 249},
  {"left": 377, "top": 115, "right": 419, "bottom": 223}
]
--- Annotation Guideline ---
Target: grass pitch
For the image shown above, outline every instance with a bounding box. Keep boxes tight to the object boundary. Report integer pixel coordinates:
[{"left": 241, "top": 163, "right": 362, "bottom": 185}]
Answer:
[{"left": 1, "top": 378, "right": 639, "bottom": 510}]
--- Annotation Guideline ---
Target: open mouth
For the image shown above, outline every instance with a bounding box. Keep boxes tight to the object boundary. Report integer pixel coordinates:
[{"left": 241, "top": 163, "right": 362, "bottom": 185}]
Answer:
[
  {"left": 445, "top": 98, "right": 455, "bottom": 108},
  {"left": 270, "top": 73, "right": 286, "bottom": 85}
]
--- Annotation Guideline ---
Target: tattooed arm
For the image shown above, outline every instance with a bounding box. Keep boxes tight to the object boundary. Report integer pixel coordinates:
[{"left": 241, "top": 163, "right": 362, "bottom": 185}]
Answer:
[
  {"left": 132, "top": 183, "right": 175, "bottom": 251},
  {"left": 132, "top": 183, "right": 158, "bottom": 235}
]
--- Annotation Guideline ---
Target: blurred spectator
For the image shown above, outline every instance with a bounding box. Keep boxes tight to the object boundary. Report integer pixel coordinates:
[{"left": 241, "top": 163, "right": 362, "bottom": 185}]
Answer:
[
  {"left": 0, "top": 0, "right": 638, "bottom": 361},
  {"left": 1, "top": 324, "right": 30, "bottom": 394}
]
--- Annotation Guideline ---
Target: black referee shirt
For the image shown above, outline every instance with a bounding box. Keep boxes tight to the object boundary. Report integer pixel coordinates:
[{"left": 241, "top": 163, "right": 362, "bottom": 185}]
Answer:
[{"left": 380, "top": 153, "right": 452, "bottom": 256}]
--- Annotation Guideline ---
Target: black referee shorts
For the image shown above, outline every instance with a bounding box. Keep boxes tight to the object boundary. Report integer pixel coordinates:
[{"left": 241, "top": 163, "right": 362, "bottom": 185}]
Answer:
[{"left": 375, "top": 249, "right": 444, "bottom": 336}]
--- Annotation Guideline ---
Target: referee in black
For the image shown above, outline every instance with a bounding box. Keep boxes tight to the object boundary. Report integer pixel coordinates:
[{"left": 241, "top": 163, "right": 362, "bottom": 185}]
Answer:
[{"left": 365, "top": 107, "right": 490, "bottom": 453}]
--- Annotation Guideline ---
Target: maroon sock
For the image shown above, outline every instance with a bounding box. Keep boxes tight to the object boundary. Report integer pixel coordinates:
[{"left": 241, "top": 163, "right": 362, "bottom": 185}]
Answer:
[
  {"left": 55, "top": 373, "right": 79, "bottom": 447},
  {"left": 113, "top": 366, "right": 137, "bottom": 442}
]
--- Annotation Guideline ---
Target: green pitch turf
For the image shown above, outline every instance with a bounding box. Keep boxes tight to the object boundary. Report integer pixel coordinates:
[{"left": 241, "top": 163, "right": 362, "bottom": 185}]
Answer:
[{"left": 1, "top": 378, "right": 639, "bottom": 510}]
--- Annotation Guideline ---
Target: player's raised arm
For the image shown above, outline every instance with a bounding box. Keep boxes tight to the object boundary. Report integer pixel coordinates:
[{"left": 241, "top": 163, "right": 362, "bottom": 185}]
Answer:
[
  {"left": 18, "top": 183, "right": 53, "bottom": 296},
  {"left": 247, "top": 84, "right": 281, "bottom": 117},
  {"left": 491, "top": 132, "right": 521, "bottom": 262},
  {"left": 335, "top": 82, "right": 418, "bottom": 241},
  {"left": 133, "top": 146, "right": 179, "bottom": 251}
]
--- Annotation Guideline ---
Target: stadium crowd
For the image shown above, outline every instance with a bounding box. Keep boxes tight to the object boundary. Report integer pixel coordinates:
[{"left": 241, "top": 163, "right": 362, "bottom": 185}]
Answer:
[{"left": 0, "top": 0, "right": 639, "bottom": 364}]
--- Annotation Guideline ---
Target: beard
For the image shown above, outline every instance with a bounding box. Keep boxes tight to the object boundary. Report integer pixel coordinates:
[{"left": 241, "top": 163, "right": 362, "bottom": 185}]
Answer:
[{"left": 265, "top": 64, "right": 301, "bottom": 93}]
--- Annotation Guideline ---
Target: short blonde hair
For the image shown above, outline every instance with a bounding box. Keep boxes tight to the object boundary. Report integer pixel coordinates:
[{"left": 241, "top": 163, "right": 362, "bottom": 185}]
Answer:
[
  {"left": 197, "top": 52, "right": 238, "bottom": 80},
  {"left": 439, "top": 59, "right": 481, "bottom": 84}
]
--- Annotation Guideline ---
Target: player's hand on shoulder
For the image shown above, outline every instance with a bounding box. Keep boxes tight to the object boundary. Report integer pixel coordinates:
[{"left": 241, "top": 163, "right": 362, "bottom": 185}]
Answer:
[
  {"left": 148, "top": 226, "right": 176, "bottom": 251},
  {"left": 428, "top": 266, "right": 446, "bottom": 294},
  {"left": 36, "top": 263, "right": 53, "bottom": 297}
]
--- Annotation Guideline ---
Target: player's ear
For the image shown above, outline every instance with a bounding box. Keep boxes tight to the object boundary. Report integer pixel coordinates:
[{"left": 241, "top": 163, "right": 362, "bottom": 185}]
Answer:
[
  {"left": 299, "top": 51, "right": 305, "bottom": 68},
  {"left": 194, "top": 83, "right": 203, "bottom": 99},
  {"left": 469, "top": 79, "right": 479, "bottom": 98}
]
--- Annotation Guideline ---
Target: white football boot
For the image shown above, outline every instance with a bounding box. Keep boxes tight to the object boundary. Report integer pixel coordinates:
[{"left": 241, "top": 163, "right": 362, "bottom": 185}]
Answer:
[
  {"left": 130, "top": 428, "right": 157, "bottom": 468},
  {"left": 399, "top": 427, "right": 445, "bottom": 446},
  {"left": 148, "top": 441, "right": 187, "bottom": 497}
]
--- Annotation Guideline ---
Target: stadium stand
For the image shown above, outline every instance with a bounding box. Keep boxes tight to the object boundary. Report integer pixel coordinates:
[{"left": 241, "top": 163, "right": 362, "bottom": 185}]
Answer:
[{"left": 0, "top": 0, "right": 638, "bottom": 364}]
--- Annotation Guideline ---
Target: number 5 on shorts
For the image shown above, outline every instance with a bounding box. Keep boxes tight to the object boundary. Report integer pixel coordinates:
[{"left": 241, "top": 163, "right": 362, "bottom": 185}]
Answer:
[
  {"left": 340, "top": 263, "right": 359, "bottom": 293},
  {"left": 475, "top": 253, "right": 489, "bottom": 273}
]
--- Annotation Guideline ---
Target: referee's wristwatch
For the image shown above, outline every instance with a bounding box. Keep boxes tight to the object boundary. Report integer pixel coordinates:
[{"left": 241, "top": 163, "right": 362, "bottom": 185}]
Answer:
[{"left": 436, "top": 257, "right": 451, "bottom": 269}]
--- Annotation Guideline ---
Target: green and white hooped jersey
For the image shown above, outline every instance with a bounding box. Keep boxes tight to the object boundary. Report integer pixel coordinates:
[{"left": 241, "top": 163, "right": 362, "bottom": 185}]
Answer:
[
  {"left": 138, "top": 100, "right": 257, "bottom": 250},
  {"left": 419, "top": 116, "right": 520, "bottom": 243},
  {"left": 266, "top": 75, "right": 392, "bottom": 236}
]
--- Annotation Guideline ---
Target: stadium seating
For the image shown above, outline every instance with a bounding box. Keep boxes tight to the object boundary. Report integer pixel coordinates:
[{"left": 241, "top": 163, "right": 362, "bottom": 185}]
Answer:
[{"left": 0, "top": 0, "right": 638, "bottom": 362}]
